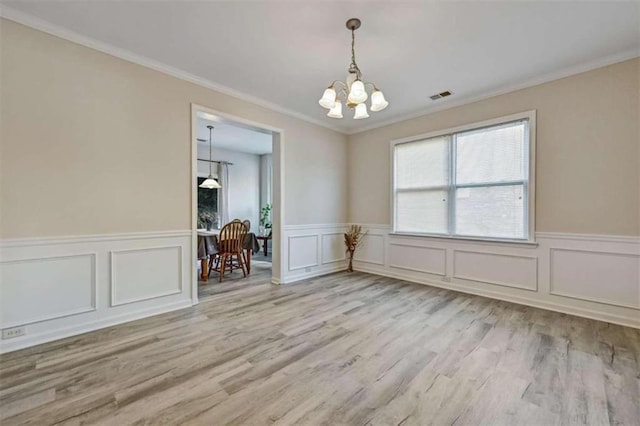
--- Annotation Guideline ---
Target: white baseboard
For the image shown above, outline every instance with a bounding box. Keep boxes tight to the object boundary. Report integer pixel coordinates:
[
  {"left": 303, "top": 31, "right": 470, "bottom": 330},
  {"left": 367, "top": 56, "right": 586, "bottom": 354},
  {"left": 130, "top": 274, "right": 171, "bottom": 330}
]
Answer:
[
  {"left": 0, "top": 230, "right": 194, "bottom": 354},
  {"left": 283, "top": 264, "right": 347, "bottom": 284},
  {"left": 0, "top": 225, "right": 348, "bottom": 353},
  {"left": 353, "top": 225, "right": 640, "bottom": 329},
  {"left": 354, "top": 264, "right": 639, "bottom": 329},
  {"left": 0, "top": 299, "right": 192, "bottom": 353}
]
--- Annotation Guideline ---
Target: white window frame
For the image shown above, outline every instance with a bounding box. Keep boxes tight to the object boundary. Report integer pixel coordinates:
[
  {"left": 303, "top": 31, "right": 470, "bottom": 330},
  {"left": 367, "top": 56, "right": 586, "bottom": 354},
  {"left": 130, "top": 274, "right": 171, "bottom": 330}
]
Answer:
[{"left": 390, "top": 110, "right": 536, "bottom": 244}]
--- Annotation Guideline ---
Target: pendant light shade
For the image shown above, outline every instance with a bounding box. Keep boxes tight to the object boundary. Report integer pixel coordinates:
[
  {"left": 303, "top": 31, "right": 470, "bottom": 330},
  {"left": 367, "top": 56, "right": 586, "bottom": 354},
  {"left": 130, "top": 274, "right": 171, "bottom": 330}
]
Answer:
[
  {"left": 353, "top": 102, "right": 369, "bottom": 119},
  {"left": 318, "top": 87, "right": 337, "bottom": 109},
  {"left": 199, "top": 176, "right": 221, "bottom": 189},
  {"left": 370, "top": 90, "right": 389, "bottom": 112},
  {"left": 327, "top": 100, "right": 343, "bottom": 118},
  {"left": 200, "top": 125, "right": 221, "bottom": 189},
  {"left": 347, "top": 80, "right": 368, "bottom": 104}
]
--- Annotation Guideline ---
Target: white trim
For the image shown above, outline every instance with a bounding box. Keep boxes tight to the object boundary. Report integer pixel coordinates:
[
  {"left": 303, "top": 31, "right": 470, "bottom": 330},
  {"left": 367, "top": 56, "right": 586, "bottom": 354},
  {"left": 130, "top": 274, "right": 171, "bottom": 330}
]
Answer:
[
  {"left": 353, "top": 224, "right": 640, "bottom": 328},
  {"left": 320, "top": 232, "right": 348, "bottom": 265},
  {"left": 0, "top": 5, "right": 342, "bottom": 134},
  {"left": 347, "top": 49, "right": 640, "bottom": 135},
  {"left": 191, "top": 106, "right": 200, "bottom": 305},
  {"left": 390, "top": 111, "right": 536, "bottom": 244},
  {"left": 452, "top": 249, "right": 538, "bottom": 292},
  {"left": 353, "top": 264, "right": 640, "bottom": 329},
  {"left": 548, "top": 248, "right": 640, "bottom": 310},
  {"left": 1, "top": 231, "right": 193, "bottom": 353},
  {"left": 283, "top": 223, "right": 349, "bottom": 231},
  {"left": 287, "top": 234, "right": 320, "bottom": 271},
  {"left": 0, "top": 230, "right": 192, "bottom": 248},
  {"left": 355, "top": 224, "right": 392, "bottom": 231},
  {"left": 388, "top": 243, "right": 447, "bottom": 276},
  {"left": 2, "top": 5, "right": 637, "bottom": 137},
  {"left": 283, "top": 264, "right": 346, "bottom": 284},
  {"left": 0, "top": 299, "right": 192, "bottom": 354},
  {"left": 0, "top": 253, "right": 98, "bottom": 328},
  {"left": 110, "top": 246, "right": 184, "bottom": 307},
  {"left": 389, "top": 232, "right": 539, "bottom": 248},
  {"left": 536, "top": 232, "right": 640, "bottom": 244},
  {"left": 391, "top": 111, "right": 535, "bottom": 145},
  {"left": 351, "top": 226, "right": 640, "bottom": 246}
]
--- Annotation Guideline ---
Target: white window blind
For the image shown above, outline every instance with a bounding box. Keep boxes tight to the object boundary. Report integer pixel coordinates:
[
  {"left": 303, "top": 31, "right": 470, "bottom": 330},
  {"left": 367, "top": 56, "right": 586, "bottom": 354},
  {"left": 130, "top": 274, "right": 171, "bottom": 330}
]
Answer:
[{"left": 393, "top": 116, "right": 531, "bottom": 241}]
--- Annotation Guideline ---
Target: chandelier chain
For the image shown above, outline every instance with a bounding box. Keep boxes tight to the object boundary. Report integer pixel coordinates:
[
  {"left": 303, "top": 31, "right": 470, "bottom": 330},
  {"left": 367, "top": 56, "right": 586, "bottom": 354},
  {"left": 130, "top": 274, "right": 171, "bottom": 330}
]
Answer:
[
  {"left": 208, "top": 126, "right": 213, "bottom": 176},
  {"left": 350, "top": 29, "right": 361, "bottom": 78}
]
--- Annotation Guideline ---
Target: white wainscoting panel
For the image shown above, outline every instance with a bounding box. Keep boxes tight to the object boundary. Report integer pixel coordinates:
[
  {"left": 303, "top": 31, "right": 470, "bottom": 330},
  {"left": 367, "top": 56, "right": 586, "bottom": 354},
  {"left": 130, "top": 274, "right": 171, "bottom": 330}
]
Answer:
[
  {"left": 288, "top": 235, "right": 319, "bottom": 271},
  {"left": 1, "top": 254, "right": 96, "bottom": 328},
  {"left": 283, "top": 224, "right": 348, "bottom": 283},
  {"left": 453, "top": 250, "right": 538, "bottom": 291},
  {"left": 353, "top": 225, "right": 640, "bottom": 329},
  {"left": 550, "top": 248, "right": 640, "bottom": 309},
  {"left": 111, "top": 246, "right": 182, "bottom": 306},
  {"left": 389, "top": 243, "right": 446, "bottom": 276},
  {"left": 0, "top": 231, "right": 192, "bottom": 353},
  {"left": 321, "top": 233, "right": 346, "bottom": 265},
  {"left": 354, "top": 234, "right": 385, "bottom": 265}
]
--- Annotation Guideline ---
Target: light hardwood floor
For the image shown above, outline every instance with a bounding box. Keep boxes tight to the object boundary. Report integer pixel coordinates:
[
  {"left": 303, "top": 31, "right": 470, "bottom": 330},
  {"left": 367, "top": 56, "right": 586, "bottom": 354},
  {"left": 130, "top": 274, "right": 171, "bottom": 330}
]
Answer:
[{"left": 1, "top": 263, "right": 639, "bottom": 425}]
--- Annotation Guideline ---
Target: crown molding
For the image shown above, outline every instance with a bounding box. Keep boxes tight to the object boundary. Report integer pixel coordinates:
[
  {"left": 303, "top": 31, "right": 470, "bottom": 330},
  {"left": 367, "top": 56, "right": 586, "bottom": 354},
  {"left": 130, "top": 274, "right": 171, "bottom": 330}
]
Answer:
[
  {"left": 0, "top": 5, "right": 346, "bottom": 134},
  {"left": 2, "top": 5, "right": 638, "bottom": 137},
  {"left": 346, "top": 48, "right": 639, "bottom": 135}
]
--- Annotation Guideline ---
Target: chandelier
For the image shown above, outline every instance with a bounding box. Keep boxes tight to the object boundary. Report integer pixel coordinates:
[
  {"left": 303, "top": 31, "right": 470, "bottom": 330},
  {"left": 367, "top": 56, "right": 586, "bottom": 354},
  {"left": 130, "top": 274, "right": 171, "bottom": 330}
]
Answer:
[{"left": 318, "top": 18, "right": 388, "bottom": 120}]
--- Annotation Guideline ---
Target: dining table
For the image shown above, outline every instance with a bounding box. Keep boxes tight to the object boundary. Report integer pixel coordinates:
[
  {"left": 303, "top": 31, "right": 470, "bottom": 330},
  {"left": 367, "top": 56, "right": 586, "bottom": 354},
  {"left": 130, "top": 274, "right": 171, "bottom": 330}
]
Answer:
[{"left": 197, "top": 229, "right": 261, "bottom": 282}]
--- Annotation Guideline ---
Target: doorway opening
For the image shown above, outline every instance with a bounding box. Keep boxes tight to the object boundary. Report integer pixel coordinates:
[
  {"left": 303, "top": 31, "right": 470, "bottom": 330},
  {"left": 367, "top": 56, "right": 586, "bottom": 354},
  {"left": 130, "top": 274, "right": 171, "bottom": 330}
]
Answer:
[{"left": 191, "top": 104, "right": 283, "bottom": 303}]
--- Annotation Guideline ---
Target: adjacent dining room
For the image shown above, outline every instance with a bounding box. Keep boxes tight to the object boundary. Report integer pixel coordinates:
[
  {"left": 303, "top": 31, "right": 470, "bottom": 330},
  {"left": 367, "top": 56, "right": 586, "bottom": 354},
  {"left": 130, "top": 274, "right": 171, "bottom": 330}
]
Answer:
[{"left": 195, "top": 111, "right": 274, "bottom": 297}]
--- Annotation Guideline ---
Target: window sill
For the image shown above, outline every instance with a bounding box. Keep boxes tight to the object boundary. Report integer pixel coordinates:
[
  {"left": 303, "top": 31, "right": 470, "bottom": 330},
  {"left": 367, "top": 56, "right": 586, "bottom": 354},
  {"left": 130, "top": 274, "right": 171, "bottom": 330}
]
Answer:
[{"left": 389, "top": 232, "right": 539, "bottom": 248}]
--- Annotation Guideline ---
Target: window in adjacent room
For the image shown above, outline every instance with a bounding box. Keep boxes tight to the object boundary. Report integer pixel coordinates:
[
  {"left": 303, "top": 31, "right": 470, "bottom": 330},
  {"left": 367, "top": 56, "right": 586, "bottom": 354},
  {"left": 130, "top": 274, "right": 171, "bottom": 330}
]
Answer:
[
  {"left": 392, "top": 111, "right": 535, "bottom": 242},
  {"left": 197, "top": 177, "right": 219, "bottom": 229}
]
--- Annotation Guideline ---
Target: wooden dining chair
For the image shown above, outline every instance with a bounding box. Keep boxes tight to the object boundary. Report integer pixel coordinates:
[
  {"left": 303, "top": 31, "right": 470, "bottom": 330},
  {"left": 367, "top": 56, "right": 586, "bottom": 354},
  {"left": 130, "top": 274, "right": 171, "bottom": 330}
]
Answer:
[{"left": 210, "top": 220, "right": 248, "bottom": 282}]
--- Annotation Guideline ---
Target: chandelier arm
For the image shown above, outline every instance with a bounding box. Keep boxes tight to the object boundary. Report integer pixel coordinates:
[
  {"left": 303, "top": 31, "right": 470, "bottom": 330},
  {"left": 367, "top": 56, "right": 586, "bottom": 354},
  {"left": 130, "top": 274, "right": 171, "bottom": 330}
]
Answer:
[
  {"left": 363, "top": 82, "right": 378, "bottom": 92},
  {"left": 331, "top": 80, "right": 348, "bottom": 89}
]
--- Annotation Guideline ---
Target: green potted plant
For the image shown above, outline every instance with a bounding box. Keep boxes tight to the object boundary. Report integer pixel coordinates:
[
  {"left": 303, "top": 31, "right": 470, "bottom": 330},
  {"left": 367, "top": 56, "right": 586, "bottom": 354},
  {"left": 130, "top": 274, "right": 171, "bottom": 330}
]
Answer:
[{"left": 259, "top": 203, "right": 272, "bottom": 236}]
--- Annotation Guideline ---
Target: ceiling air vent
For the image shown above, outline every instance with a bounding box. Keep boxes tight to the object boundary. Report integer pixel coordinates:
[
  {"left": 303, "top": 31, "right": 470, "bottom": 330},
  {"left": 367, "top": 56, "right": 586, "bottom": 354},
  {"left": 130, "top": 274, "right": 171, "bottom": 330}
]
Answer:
[{"left": 430, "top": 90, "right": 453, "bottom": 101}]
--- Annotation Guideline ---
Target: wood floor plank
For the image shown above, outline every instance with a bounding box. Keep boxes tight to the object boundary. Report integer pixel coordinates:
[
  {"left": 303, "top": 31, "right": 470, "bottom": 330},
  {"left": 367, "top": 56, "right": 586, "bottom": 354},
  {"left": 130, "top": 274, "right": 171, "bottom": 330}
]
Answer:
[{"left": 1, "top": 262, "right": 639, "bottom": 425}]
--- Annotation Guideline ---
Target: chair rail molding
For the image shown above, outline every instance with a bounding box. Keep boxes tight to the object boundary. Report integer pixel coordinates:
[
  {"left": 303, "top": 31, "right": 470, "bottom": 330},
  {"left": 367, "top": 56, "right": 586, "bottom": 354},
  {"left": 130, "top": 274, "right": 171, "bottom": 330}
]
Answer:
[
  {"left": 352, "top": 224, "right": 640, "bottom": 329},
  {"left": 0, "top": 230, "right": 193, "bottom": 353}
]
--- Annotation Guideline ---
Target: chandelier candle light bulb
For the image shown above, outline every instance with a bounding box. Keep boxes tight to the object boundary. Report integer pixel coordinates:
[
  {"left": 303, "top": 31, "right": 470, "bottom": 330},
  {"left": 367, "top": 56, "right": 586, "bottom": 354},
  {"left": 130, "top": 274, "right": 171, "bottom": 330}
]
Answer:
[
  {"left": 319, "top": 87, "right": 337, "bottom": 109},
  {"left": 317, "top": 18, "right": 388, "bottom": 120},
  {"left": 347, "top": 80, "right": 367, "bottom": 104},
  {"left": 370, "top": 89, "right": 389, "bottom": 112},
  {"left": 327, "top": 101, "right": 343, "bottom": 118},
  {"left": 353, "top": 103, "right": 369, "bottom": 119}
]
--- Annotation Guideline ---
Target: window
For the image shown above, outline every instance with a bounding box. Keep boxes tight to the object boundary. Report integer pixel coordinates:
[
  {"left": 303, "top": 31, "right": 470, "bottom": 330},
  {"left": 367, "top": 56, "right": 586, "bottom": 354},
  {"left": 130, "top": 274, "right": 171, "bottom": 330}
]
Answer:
[
  {"left": 392, "top": 112, "right": 534, "bottom": 242},
  {"left": 197, "top": 177, "right": 219, "bottom": 229}
]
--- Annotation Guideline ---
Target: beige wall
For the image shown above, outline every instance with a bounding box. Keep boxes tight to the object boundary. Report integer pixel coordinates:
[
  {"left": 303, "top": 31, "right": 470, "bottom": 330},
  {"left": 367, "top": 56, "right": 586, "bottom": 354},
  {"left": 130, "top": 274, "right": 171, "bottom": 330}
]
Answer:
[
  {"left": 2, "top": 19, "right": 637, "bottom": 239},
  {"left": 0, "top": 20, "right": 348, "bottom": 238},
  {"left": 348, "top": 58, "right": 640, "bottom": 236}
]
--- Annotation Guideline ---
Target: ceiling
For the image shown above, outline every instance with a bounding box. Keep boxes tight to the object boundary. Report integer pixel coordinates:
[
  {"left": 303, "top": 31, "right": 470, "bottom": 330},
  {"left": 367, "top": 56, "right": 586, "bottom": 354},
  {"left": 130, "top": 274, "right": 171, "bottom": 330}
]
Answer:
[
  {"left": 197, "top": 113, "right": 272, "bottom": 156},
  {"left": 2, "top": 1, "right": 639, "bottom": 134}
]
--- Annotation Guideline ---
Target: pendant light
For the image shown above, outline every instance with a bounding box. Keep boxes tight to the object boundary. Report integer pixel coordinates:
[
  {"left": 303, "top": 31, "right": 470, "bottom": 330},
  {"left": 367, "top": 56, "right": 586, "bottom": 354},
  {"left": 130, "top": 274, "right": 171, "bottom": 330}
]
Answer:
[
  {"left": 199, "top": 125, "right": 221, "bottom": 189},
  {"left": 318, "top": 18, "right": 389, "bottom": 119}
]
